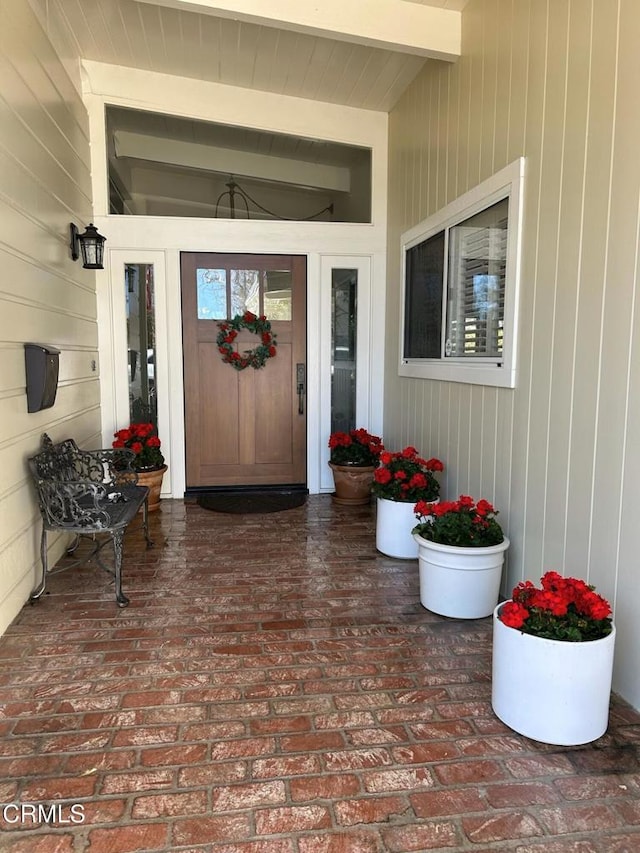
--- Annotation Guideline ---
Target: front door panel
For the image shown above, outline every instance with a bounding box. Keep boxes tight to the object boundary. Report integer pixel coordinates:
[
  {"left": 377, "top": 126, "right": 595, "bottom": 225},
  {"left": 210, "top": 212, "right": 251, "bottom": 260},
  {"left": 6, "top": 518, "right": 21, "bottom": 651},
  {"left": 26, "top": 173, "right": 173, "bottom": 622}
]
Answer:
[{"left": 181, "top": 253, "right": 307, "bottom": 488}]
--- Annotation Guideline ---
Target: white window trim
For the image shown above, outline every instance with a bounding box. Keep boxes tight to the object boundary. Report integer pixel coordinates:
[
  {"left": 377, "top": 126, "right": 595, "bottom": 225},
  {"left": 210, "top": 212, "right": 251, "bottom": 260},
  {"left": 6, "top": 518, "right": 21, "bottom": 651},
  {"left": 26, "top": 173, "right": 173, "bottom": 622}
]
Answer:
[{"left": 399, "top": 157, "right": 525, "bottom": 388}]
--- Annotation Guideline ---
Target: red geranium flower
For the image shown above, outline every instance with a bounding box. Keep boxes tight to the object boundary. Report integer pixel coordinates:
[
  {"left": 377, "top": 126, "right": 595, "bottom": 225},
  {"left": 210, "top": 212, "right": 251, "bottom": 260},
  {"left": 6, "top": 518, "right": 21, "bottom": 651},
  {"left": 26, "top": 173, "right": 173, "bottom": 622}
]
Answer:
[
  {"left": 374, "top": 467, "right": 392, "bottom": 484},
  {"left": 112, "top": 422, "right": 164, "bottom": 471},
  {"left": 501, "top": 571, "right": 613, "bottom": 641},
  {"left": 371, "top": 447, "right": 443, "bottom": 503},
  {"left": 328, "top": 428, "right": 383, "bottom": 467},
  {"left": 413, "top": 495, "right": 504, "bottom": 548},
  {"left": 499, "top": 600, "right": 529, "bottom": 628}
]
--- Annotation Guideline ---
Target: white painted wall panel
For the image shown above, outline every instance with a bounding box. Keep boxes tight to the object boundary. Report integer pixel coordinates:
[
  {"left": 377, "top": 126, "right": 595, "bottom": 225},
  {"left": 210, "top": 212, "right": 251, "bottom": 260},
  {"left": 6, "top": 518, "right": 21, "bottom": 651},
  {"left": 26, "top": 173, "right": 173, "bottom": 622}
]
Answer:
[
  {"left": 386, "top": 0, "right": 640, "bottom": 707},
  {"left": 607, "top": 0, "right": 640, "bottom": 707},
  {"left": 0, "top": 1, "right": 99, "bottom": 634}
]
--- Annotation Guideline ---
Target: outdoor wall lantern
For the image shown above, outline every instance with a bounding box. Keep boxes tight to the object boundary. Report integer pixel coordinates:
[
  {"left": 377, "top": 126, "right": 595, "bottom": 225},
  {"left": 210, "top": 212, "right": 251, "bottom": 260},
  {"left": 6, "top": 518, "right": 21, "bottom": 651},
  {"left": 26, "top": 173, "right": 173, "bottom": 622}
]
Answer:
[{"left": 69, "top": 223, "right": 106, "bottom": 269}]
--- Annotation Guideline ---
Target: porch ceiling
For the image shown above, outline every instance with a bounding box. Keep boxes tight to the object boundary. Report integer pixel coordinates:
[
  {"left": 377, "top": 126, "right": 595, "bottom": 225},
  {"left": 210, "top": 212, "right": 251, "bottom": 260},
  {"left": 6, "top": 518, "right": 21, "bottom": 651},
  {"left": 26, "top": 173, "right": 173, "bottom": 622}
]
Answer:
[{"left": 40, "top": 0, "right": 466, "bottom": 112}]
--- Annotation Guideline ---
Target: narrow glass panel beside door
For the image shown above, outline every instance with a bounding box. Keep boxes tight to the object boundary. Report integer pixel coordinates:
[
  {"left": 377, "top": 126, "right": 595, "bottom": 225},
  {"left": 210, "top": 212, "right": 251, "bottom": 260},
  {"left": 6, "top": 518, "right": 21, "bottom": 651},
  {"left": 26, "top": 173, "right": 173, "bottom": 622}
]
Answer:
[
  {"left": 331, "top": 269, "right": 357, "bottom": 434},
  {"left": 126, "top": 263, "right": 157, "bottom": 427}
]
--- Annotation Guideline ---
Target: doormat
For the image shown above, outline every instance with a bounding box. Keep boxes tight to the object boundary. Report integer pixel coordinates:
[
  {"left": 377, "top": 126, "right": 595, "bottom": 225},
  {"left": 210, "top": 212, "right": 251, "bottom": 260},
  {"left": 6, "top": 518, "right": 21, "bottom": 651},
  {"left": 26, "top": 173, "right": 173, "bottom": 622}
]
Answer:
[{"left": 197, "top": 491, "right": 307, "bottom": 514}]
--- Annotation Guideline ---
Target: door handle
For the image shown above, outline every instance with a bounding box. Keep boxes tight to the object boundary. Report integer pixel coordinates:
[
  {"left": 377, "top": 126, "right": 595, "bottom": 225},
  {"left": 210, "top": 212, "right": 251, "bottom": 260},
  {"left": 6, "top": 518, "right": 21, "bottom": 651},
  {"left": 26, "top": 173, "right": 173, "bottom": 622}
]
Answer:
[{"left": 296, "top": 363, "right": 306, "bottom": 415}]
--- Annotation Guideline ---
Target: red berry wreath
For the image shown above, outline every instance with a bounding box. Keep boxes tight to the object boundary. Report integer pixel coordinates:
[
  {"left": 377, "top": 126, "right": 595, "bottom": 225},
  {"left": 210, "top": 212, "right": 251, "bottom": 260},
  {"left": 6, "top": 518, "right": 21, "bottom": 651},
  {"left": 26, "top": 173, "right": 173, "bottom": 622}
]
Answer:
[{"left": 216, "top": 311, "right": 278, "bottom": 371}]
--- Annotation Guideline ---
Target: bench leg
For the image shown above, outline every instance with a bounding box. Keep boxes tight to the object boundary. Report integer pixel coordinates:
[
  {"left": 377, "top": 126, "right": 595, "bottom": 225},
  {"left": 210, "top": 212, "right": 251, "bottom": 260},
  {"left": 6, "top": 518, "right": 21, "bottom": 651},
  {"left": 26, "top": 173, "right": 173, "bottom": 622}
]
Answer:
[
  {"left": 142, "top": 497, "right": 153, "bottom": 548},
  {"left": 66, "top": 534, "right": 80, "bottom": 555},
  {"left": 29, "top": 526, "right": 48, "bottom": 603},
  {"left": 112, "top": 530, "right": 129, "bottom": 608}
]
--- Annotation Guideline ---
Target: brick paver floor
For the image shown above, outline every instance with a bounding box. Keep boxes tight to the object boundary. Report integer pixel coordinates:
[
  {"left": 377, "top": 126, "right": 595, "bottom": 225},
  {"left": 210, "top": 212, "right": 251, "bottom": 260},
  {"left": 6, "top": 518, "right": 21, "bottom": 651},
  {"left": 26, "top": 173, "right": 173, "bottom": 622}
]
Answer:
[{"left": 0, "top": 496, "right": 639, "bottom": 852}]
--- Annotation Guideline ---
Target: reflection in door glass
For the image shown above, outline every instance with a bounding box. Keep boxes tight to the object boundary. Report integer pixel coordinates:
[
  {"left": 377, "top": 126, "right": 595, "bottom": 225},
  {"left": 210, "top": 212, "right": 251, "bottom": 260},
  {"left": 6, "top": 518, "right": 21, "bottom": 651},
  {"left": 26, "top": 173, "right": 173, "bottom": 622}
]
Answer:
[
  {"left": 230, "top": 269, "right": 260, "bottom": 316},
  {"left": 264, "top": 269, "right": 292, "bottom": 320},
  {"left": 197, "top": 268, "right": 227, "bottom": 319},
  {"left": 331, "top": 269, "right": 357, "bottom": 434},
  {"left": 196, "top": 266, "right": 294, "bottom": 321},
  {"left": 126, "top": 264, "right": 157, "bottom": 427}
]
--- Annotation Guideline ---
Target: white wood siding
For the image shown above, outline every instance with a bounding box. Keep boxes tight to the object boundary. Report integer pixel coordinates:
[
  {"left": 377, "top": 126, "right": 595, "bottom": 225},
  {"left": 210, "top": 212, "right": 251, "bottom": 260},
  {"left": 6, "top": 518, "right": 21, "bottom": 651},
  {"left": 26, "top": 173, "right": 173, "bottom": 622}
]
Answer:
[
  {"left": 386, "top": 0, "right": 640, "bottom": 707},
  {"left": 0, "top": 2, "right": 100, "bottom": 633}
]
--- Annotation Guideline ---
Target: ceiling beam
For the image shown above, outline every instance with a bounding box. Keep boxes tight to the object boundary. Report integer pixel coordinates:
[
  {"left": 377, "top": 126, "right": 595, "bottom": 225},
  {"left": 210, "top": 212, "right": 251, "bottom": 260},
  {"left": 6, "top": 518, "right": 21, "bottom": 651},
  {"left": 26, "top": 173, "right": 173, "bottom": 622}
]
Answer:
[
  {"left": 114, "top": 131, "right": 352, "bottom": 192},
  {"left": 133, "top": 0, "right": 461, "bottom": 61}
]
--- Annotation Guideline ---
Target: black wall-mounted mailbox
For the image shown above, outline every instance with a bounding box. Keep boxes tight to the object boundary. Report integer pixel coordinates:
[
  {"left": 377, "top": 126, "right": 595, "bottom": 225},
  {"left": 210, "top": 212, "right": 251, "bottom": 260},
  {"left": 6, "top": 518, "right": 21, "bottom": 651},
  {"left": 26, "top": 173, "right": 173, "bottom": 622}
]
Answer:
[{"left": 25, "top": 343, "right": 60, "bottom": 413}]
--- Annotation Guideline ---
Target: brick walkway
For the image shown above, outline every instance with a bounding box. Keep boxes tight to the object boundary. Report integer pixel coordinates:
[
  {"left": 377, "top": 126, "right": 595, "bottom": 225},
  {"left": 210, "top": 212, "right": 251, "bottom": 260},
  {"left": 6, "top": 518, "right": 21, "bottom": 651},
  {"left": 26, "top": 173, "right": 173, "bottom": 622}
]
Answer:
[{"left": 1, "top": 496, "right": 639, "bottom": 852}]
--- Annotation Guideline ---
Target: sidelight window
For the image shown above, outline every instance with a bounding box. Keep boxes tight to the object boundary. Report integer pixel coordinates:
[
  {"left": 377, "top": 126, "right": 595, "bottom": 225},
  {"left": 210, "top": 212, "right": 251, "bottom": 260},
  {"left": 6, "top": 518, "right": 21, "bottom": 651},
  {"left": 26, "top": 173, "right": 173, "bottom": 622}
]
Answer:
[
  {"left": 126, "top": 263, "right": 157, "bottom": 426},
  {"left": 331, "top": 269, "right": 358, "bottom": 434}
]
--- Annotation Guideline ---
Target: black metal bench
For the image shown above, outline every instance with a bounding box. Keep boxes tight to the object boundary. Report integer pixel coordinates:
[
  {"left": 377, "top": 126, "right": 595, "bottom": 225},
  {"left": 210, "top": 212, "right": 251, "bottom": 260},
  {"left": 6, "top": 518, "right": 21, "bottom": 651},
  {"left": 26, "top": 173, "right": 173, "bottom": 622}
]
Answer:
[{"left": 28, "top": 433, "right": 153, "bottom": 607}]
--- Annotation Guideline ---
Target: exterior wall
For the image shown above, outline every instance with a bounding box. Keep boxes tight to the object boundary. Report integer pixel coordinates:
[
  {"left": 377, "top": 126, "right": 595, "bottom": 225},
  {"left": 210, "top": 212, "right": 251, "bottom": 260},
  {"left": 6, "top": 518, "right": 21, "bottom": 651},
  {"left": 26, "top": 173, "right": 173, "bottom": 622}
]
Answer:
[
  {"left": 0, "top": 2, "right": 100, "bottom": 632},
  {"left": 386, "top": 0, "right": 640, "bottom": 708}
]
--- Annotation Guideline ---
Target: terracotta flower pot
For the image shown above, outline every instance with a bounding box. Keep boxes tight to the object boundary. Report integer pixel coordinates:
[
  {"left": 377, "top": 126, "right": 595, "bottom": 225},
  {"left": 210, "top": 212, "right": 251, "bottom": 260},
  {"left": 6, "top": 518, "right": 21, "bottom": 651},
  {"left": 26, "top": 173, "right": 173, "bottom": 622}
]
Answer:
[
  {"left": 136, "top": 465, "right": 167, "bottom": 511},
  {"left": 328, "top": 462, "right": 375, "bottom": 505}
]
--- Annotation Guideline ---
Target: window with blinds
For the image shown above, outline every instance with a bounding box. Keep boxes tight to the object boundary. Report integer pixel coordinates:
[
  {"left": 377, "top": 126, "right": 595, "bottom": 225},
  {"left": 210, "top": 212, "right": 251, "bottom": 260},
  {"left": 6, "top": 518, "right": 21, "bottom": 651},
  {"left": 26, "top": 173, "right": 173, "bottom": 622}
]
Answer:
[
  {"left": 445, "top": 199, "right": 508, "bottom": 359},
  {"left": 399, "top": 158, "right": 525, "bottom": 388}
]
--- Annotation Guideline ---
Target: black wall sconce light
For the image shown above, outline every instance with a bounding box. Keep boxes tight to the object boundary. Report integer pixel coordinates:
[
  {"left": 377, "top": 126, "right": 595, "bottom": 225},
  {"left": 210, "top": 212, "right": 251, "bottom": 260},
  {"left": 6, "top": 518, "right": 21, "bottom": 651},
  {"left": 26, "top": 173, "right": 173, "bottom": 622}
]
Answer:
[{"left": 69, "top": 223, "right": 107, "bottom": 269}]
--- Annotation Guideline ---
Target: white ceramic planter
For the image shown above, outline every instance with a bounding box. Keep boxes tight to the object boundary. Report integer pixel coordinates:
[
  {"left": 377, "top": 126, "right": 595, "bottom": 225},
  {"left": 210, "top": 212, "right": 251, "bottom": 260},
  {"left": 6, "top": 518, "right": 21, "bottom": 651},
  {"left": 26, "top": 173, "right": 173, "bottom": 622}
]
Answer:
[
  {"left": 413, "top": 534, "right": 509, "bottom": 618},
  {"left": 376, "top": 497, "right": 420, "bottom": 558},
  {"left": 491, "top": 603, "right": 616, "bottom": 745}
]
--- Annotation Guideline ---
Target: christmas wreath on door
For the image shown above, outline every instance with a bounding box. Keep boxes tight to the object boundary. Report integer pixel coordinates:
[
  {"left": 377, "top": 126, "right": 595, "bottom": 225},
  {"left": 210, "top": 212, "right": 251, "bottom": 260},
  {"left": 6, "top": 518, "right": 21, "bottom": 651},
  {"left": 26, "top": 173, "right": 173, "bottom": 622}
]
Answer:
[{"left": 216, "top": 311, "right": 278, "bottom": 371}]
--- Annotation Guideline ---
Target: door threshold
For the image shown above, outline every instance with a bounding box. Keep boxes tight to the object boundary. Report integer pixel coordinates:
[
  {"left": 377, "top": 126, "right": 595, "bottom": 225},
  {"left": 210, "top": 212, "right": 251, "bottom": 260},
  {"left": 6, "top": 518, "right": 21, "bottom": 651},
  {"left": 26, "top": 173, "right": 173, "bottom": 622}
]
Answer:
[{"left": 185, "top": 484, "right": 308, "bottom": 499}]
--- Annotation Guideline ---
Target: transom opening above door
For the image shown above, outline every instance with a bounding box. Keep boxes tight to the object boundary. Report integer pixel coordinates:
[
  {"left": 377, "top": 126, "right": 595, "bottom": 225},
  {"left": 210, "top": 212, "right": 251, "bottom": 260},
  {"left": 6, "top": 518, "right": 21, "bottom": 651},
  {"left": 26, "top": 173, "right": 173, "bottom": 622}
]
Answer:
[{"left": 106, "top": 106, "right": 372, "bottom": 223}]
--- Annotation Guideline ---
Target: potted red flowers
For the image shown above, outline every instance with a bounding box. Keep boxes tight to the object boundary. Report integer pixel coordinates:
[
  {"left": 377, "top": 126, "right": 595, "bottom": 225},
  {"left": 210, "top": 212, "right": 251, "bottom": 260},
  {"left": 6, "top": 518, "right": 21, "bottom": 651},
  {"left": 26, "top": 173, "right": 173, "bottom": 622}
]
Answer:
[
  {"left": 498, "top": 572, "right": 612, "bottom": 639},
  {"left": 492, "top": 571, "right": 615, "bottom": 745},
  {"left": 328, "top": 428, "right": 384, "bottom": 505},
  {"left": 412, "top": 496, "right": 509, "bottom": 618},
  {"left": 371, "top": 447, "right": 443, "bottom": 558},
  {"left": 113, "top": 422, "right": 166, "bottom": 511}
]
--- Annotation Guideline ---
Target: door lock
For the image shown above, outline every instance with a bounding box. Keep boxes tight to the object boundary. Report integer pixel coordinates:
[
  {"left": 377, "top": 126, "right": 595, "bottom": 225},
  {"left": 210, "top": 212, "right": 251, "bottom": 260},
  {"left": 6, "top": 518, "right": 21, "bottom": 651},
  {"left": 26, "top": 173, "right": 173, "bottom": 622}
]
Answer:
[{"left": 296, "top": 363, "right": 306, "bottom": 415}]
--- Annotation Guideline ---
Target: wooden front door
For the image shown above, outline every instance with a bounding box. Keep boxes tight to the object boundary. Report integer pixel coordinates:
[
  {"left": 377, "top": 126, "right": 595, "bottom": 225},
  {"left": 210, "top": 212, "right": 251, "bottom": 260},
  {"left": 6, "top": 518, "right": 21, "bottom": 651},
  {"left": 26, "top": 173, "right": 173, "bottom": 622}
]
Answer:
[{"left": 181, "top": 253, "right": 307, "bottom": 489}]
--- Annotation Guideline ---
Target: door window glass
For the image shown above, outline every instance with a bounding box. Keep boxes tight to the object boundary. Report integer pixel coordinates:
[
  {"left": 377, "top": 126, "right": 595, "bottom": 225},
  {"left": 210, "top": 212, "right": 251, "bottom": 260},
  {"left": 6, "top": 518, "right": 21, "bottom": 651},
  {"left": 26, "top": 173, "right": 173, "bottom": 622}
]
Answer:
[
  {"left": 264, "top": 270, "right": 292, "bottom": 320},
  {"left": 196, "top": 266, "right": 293, "bottom": 320},
  {"left": 197, "top": 268, "right": 226, "bottom": 319},
  {"left": 230, "top": 269, "right": 260, "bottom": 316}
]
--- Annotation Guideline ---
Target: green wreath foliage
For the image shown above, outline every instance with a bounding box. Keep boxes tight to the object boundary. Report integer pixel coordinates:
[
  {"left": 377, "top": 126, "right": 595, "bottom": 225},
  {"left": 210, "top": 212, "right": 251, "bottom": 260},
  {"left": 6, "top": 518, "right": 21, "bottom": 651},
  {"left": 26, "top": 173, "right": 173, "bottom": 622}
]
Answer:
[{"left": 216, "top": 311, "right": 278, "bottom": 371}]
